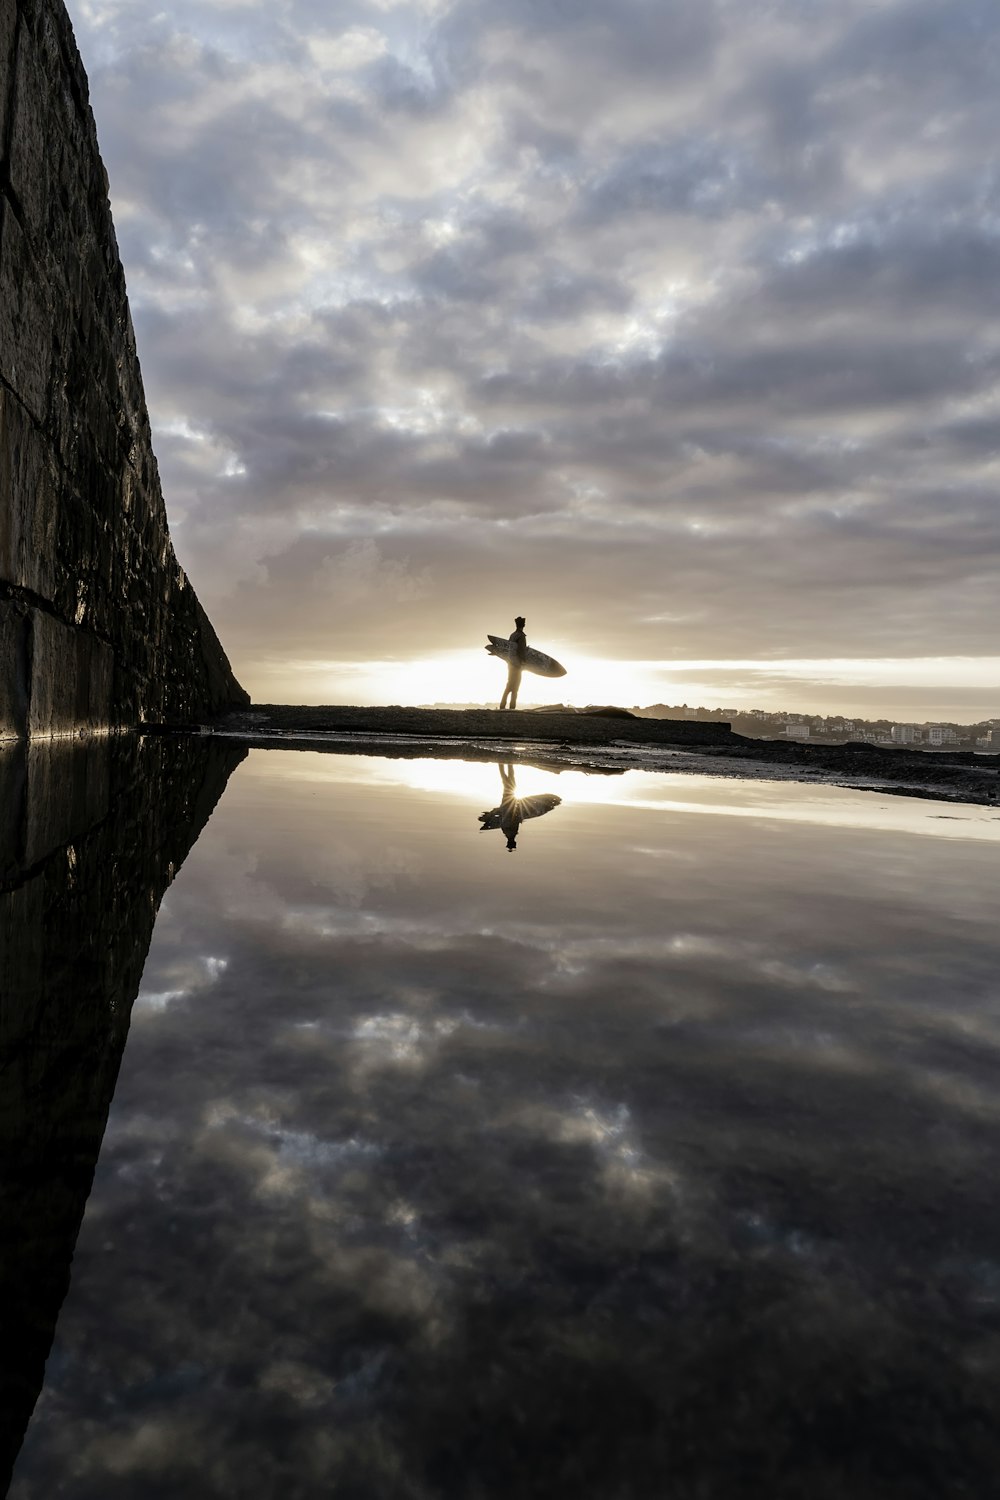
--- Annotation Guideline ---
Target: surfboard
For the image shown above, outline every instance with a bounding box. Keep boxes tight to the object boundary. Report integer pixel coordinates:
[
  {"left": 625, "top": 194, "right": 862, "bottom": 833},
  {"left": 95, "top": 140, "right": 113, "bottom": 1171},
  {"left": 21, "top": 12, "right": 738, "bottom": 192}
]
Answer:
[{"left": 486, "top": 635, "right": 567, "bottom": 679}]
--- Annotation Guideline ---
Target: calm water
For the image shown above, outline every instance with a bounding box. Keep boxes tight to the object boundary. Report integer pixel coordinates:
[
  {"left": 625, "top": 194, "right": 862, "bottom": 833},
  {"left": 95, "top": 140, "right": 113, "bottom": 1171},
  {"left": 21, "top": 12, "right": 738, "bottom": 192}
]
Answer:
[{"left": 9, "top": 748, "right": 1000, "bottom": 1498}]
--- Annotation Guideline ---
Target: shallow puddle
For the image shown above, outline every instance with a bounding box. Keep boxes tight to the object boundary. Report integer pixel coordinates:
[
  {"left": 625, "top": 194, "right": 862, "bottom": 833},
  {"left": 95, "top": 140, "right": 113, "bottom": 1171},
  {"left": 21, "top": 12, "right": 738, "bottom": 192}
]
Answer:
[{"left": 8, "top": 747, "right": 1000, "bottom": 1498}]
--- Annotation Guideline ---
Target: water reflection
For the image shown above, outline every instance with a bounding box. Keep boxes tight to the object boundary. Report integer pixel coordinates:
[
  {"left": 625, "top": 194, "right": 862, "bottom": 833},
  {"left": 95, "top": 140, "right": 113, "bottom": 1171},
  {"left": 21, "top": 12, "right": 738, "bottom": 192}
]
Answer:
[
  {"left": 7, "top": 748, "right": 1000, "bottom": 1498},
  {"left": 478, "top": 762, "right": 562, "bottom": 850},
  {"left": 0, "top": 735, "right": 245, "bottom": 1491}
]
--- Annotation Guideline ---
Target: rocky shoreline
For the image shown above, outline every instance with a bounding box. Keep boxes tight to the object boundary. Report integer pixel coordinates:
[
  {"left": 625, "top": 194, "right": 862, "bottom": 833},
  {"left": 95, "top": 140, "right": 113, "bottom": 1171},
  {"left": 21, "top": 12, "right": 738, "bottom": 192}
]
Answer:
[{"left": 204, "top": 705, "right": 1000, "bottom": 808}]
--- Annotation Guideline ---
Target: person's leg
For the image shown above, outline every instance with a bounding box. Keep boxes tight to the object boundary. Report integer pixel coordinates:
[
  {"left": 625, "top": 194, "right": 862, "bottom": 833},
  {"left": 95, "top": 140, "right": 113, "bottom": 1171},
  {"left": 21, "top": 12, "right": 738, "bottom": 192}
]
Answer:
[
  {"left": 509, "top": 666, "right": 522, "bottom": 710},
  {"left": 500, "top": 662, "right": 516, "bottom": 709}
]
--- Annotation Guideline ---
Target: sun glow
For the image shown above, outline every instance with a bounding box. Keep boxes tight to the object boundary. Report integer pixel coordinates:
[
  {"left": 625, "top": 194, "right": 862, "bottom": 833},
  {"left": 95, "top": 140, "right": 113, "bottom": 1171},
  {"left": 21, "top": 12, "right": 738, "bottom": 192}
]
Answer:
[
  {"left": 240, "top": 753, "right": 1000, "bottom": 844},
  {"left": 243, "top": 652, "right": 1000, "bottom": 720},
  {"left": 248, "top": 650, "right": 671, "bottom": 709}
]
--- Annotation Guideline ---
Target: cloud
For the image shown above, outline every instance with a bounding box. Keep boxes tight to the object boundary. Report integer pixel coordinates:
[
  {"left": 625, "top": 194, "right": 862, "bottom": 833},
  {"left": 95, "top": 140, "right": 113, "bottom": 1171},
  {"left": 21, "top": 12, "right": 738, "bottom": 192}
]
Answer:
[{"left": 66, "top": 0, "right": 1000, "bottom": 705}]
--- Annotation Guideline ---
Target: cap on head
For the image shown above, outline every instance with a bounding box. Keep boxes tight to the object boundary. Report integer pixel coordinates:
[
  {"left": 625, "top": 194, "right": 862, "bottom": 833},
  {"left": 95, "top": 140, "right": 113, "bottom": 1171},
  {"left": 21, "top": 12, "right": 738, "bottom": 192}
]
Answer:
[{"left": 514, "top": 616, "right": 525, "bottom": 627}]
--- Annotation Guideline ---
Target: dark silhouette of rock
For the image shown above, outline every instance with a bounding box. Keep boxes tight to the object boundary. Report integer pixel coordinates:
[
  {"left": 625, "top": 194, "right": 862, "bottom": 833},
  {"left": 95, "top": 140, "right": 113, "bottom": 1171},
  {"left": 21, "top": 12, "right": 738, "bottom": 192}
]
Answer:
[
  {"left": 228, "top": 704, "right": 735, "bottom": 749},
  {"left": 579, "top": 704, "right": 638, "bottom": 718},
  {"left": 0, "top": 733, "right": 246, "bottom": 1488},
  {"left": 526, "top": 703, "right": 639, "bottom": 718},
  {"left": 0, "top": 0, "right": 247, "bottom": 737}
]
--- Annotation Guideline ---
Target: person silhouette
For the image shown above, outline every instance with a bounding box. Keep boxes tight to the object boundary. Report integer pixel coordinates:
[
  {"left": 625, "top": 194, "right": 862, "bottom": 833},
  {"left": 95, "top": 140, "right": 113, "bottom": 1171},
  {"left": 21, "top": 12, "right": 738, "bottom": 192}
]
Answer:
[
  {"left": 478, "top": 763, "right": 561, "bottom": 851},
  {"left": 498, "top": 616, "right": 527, "bottom": 711}
]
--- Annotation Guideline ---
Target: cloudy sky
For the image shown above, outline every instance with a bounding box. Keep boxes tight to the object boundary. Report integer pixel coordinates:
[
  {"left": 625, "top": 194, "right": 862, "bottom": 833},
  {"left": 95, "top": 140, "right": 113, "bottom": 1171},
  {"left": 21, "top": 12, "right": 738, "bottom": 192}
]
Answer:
[{"left": 67, "top": 0, "right": 1000, "bottom": 716}]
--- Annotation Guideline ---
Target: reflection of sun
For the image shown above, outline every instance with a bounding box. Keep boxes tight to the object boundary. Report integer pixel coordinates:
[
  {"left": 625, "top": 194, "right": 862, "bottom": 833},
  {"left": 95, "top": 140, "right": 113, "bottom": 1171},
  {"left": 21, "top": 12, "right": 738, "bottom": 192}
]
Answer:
[
  {"left": 241, "top": 752, "right": 1000, "bottom": 843},
  {"left": 251, "top": 752, "right": 639, "bottom": 806}
]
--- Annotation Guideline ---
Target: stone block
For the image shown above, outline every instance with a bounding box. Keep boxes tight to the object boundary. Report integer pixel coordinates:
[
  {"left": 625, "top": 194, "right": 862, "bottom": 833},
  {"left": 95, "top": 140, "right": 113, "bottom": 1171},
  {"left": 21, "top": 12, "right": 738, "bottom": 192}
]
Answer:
[
  {"left": 0, "top": 207, "right": 51, "bottom": 424},
  {"left": 0, "top": 0, "right": 17, "bottom": 143},
  {"left": 27, "top": 608, "right": 112, "bottom": 737},
  {"left": 6, "top": 15, "right": 51, "bottom": 244},
  {"left": 0, "top": 386, "right": 57, "bottom": 599}
]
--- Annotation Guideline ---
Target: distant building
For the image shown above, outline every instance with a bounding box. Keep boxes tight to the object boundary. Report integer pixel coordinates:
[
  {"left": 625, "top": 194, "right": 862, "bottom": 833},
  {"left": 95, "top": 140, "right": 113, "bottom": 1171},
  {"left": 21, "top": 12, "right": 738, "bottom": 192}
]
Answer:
[
  {"left": 784, "top": 722, "right": 809, "bottom": 738},
  {"left": 926, "top": 725, "right": 959, "bottom": 747},
  {"left": 891, "top": 724, "right": 921, "bottom": 745},
  {"left": 989, "top": 729, "right": 1000, "bottom": 750}
]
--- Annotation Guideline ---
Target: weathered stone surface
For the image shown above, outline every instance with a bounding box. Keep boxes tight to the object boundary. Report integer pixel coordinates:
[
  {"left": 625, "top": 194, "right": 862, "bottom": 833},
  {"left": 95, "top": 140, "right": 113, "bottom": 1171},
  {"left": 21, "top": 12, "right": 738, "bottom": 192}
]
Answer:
[
  {"left": 0, "top": 1, "right": 17, "bottom": 149},
  {"left": 0, "top": 207, "right": 51, "bottom": 425},
  {"left": 27, "top": 607, "right": 112, "bottom": 737},
  {"left": 0, "top": 0, "right": 248, "bottom": 736},
  {"left": 0, "top": 386, "right": 57, "bottom": 599}
]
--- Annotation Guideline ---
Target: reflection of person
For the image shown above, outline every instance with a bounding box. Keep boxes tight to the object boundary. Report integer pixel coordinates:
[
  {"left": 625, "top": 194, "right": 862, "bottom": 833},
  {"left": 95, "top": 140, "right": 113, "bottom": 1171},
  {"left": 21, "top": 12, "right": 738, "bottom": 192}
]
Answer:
[
  {"left": 478, "top": 762, "right": 561, "bottom": 851},
  {"left": 497, "top": 616, "right": 527, "bottom": 710}
]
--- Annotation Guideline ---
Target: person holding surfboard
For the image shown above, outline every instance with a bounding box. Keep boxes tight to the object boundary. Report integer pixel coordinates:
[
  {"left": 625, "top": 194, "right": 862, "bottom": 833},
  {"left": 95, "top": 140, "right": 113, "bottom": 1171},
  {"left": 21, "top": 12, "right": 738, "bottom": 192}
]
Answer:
[
  {"left": 498, "top": 615, "right": 527, "bottom": 711},
  {"left": 484, "top": 619, "right": 566, "bottom": 700}
]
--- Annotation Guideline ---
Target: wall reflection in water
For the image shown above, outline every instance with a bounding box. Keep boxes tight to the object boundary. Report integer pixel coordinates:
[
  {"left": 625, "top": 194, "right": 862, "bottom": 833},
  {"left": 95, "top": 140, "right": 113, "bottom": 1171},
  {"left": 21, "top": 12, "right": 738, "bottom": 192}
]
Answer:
[
  {"left": 0, "top": 735, "right": 246, "bottom": 1491},
  {"left": 7, "top": 748, "right": 1000, "bottom": 1498}
]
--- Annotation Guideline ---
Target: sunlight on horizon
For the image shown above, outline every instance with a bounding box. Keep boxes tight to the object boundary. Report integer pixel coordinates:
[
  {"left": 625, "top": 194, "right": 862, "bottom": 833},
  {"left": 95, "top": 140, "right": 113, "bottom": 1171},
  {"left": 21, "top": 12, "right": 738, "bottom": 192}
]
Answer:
[
  {"left": 247, "top": 650, "right": 660, "bottom": 710},
  {"left": 244, "top": 651, "right": 1000, "bottom": 721}
]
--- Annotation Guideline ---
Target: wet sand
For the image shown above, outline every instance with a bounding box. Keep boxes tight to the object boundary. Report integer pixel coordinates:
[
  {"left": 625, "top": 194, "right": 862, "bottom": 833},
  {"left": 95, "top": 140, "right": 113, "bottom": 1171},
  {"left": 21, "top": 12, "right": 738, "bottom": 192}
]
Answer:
[{"left": 203, "top": 706, "right": 1000, "bottom": 808}]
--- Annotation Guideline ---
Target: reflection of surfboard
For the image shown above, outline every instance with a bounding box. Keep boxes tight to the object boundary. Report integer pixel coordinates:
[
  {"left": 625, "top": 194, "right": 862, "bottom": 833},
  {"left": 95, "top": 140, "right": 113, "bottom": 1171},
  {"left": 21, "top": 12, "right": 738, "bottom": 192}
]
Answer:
[
  {"left": 514, "top": 793, "right": 562, "bottom": 820},
  {"left": 479, "top": 793, "right": 562, "bottom": 830},
  {"left": 486, "top": 635, "right": 567, "bottom": 679}
]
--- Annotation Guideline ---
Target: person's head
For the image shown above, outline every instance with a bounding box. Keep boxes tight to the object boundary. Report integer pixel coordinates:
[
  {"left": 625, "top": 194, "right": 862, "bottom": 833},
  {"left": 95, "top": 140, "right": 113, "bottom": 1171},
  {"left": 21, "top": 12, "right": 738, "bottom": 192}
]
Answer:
[
  {"left": 506, "top": 836, "right": 517, "bottom": 851},
  {"left": 514, "top": 616, "right": 525, "bottom": 629}
]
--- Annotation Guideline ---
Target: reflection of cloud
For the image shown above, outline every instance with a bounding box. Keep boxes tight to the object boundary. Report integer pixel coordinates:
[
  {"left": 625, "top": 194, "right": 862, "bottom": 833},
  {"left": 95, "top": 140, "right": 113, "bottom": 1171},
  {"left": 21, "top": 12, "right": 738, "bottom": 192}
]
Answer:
[
  {"left": 539, "top": 934, "right": 857, "bottom": 999},
  {"left": 133, "top": 989, "right": 187, "bottom": 1013},
  {"left": 201, "top": 1105, "right": 383, "bottom": 1200},
  {"left": 133, "top": 954, "right": 229, "bottom": 1013},
  {"left": 353, "top": 1011, "right": 455, "bottom": 1066},
  {"left": 19, "top": 751, "right": 1000, "bottom": 1495},
  {"left": 559, "top": 1102, "right": 660, "bottom": 1198}
]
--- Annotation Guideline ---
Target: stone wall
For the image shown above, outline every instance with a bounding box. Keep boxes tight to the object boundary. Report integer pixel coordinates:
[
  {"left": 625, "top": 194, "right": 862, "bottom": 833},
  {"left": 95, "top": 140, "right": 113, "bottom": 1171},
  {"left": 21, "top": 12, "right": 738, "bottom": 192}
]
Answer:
[{"left": 0, "top": 0, "right": 248, "bottom": 738}]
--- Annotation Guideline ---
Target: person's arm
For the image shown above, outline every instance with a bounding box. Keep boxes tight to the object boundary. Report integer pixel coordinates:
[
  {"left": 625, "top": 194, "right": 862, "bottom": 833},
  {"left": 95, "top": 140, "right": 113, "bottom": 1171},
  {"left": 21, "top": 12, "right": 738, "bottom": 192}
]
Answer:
[{"left": 512, "top": 629, "right": 527, "bottom": 662}]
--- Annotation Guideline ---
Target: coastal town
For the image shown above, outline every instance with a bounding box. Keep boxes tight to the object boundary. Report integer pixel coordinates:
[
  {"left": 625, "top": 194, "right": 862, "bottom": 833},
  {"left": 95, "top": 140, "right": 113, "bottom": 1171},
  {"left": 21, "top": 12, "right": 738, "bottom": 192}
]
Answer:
[{"left": 636, "top": 705, "right": 1000, "bottom": 751}]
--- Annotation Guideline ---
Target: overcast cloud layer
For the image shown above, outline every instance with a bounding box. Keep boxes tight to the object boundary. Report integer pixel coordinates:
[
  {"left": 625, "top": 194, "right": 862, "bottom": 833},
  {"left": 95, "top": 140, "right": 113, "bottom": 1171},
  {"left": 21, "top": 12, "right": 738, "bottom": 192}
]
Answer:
[{"left": 68, "top": 0, "right": 1000, "bottom": 711}]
